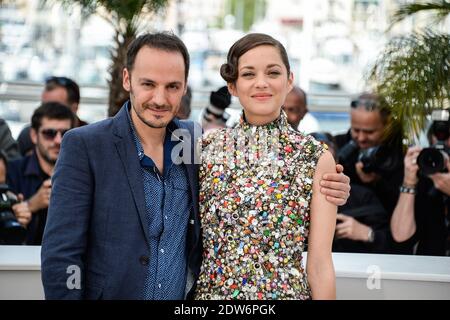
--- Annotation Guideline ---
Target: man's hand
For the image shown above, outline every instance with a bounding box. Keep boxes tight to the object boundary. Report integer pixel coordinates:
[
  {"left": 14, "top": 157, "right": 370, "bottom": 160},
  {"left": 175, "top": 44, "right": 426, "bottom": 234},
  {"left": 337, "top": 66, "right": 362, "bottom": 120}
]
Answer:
[
  {"left": 12, "top": 193, "right": 32, "bottom": 227},
  {"left": 355, "top": 161, "right": 380, "bottom": 184},
  {"left": 319, "top": 164, "right": 351, "bottom": 206},
  {"left": 335, "top": 213, "right": 371, "bottom": 241},
  {"left": 403, "top": 146, "right": 421, "bottom": 187},
  {"left": 429, "top": 159, "right": 450, "bottom": 196},
  {"left": 27, "top": 178, "right": 52, "bottom": 212}
]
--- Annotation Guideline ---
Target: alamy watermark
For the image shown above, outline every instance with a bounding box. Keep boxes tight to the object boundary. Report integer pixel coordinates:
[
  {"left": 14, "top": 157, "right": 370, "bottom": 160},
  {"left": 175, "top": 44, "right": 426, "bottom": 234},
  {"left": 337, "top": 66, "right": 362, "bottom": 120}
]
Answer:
[
  {"left": 170, "top": 127, "right": 288, "bottom": 171},
  {"left": 366, "top": 265, "right": 381, "bottom": 290},
  {"left": 66, "top": 265, "right": 81, "bottom": 290}
]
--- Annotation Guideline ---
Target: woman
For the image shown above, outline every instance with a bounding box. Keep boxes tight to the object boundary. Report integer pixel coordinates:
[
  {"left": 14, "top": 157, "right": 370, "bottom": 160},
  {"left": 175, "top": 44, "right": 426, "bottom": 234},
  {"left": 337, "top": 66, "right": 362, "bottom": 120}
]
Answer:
[{"left": 195, "top": 33, "right": 337, "bottom": 300}]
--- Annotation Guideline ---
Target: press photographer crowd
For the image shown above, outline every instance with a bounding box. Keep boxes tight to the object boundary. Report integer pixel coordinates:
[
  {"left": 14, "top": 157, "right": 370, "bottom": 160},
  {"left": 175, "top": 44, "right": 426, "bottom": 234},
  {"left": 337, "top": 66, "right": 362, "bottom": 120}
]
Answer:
[{"left": 1, "top": 77, "right": 448, "bottom": 258}]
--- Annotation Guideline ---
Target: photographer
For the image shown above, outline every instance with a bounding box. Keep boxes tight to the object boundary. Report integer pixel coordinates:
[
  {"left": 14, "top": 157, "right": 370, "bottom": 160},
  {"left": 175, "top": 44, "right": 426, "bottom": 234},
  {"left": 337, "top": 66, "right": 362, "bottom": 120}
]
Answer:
[
  {"left": 6, "top": 103, "right": 74, "bottom": 245},
  {"left": 312, "top": 132, "right": 391, "bottom": 253},
  {"left": 0, "top": 150, "right": 28, "bottom": 244},
  {"left": 391, "top": 115, "right": 450, "bottom": 256},
  {"left": 334, "top": 93, "right": 404, "bottom": 252}
]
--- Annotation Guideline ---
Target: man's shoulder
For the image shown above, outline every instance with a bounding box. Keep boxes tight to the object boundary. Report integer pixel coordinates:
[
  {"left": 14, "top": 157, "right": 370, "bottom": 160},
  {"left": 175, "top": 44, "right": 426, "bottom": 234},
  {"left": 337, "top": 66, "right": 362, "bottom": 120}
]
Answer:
[
  {"left": 65, "top": 117, "right": 115, "bottom": 139},
  {"left": 176, "top": 119, "right": 201, "bottom": 131},
  {"left": 7, "top": 153, "right": 32, "bottom": 174}
]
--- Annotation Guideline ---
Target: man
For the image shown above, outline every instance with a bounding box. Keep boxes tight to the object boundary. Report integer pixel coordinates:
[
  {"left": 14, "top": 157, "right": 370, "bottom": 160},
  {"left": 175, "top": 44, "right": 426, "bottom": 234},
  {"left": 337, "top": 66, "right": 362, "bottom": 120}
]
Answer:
[
  {"left": 176, "top": 85, "right": 192, "bottom": 120},
  {"left": 0, "top": 118, "right": 20, "bottom": 160},
  {"left": 282, "top": 86, "right": 319, "bottom": 133},
  {"left": 7, "top": 102, "right": 75, "bottom": 245},
  {"left": 17, "top": 76, "right": 86, "bottom": 156},
  {"left": 41, "top": 32, "right": 350, "bottom": 300},
  {"left": 201, "top": 85, "right": 232, "bottom": 135},
  {"left": 333, "top": 93, "right": 403, "bottom": 253}
]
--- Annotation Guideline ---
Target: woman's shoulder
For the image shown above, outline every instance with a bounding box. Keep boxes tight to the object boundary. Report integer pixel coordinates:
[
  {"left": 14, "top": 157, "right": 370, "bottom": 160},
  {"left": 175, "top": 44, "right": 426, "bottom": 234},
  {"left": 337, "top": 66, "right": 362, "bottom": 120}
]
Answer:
[{"left": 288, "top": 129, "right": 328, "bottom": 155}]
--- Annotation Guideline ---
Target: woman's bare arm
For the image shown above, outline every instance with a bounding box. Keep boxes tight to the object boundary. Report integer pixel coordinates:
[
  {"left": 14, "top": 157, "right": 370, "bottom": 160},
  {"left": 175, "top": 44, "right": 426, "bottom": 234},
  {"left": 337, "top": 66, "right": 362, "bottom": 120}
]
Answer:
[{"left": 306, "top": 150, "right": 337, "bottom": 300}]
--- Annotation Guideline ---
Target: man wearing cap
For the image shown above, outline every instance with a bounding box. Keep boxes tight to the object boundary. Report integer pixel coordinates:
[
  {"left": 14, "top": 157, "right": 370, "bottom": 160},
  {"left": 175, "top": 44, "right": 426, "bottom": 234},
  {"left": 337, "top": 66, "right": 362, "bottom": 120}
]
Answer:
[{"left": 201, "top": 86, "right": 231, "bottom": 134}]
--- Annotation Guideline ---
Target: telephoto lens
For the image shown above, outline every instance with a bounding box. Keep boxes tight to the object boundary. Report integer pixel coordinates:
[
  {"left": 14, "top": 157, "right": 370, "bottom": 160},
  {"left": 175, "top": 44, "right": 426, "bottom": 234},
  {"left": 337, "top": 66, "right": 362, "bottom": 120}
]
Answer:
[{"left": 417, "top": 147, "right": 448, "bottom": 176}]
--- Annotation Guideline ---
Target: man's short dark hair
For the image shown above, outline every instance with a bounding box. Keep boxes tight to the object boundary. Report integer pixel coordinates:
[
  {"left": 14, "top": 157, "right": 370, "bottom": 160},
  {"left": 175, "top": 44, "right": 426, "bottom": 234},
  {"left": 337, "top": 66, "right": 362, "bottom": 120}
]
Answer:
[
  {"left": 31, "top": 102, "right": 76, "bottom": 131},
  {"left": 44, "top": 76, "right": 80, "bottom": 105},
  {"left": 291, "top": 86, "right": 308, "bottom": 107},
  {"left": 126, "top": 32, "right": 190, "bottom": 81}
]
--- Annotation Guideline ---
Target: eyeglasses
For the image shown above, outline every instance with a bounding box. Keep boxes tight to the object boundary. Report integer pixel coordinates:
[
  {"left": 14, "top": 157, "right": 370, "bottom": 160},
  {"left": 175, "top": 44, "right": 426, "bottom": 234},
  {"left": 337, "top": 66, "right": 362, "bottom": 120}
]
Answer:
[{"left": 39, "top": 128, "right": 70, "bottom": 140}]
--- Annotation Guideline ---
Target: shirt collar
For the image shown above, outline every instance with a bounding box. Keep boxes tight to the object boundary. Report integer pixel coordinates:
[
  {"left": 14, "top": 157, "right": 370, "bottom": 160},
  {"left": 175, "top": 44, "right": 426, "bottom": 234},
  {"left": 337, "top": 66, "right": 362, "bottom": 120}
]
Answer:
[
  {"left": 24, "top": 150, "right": 48, "bottom": 179},
  {"left": 126, "top": 102, "right": 181, "bottom": 170}
]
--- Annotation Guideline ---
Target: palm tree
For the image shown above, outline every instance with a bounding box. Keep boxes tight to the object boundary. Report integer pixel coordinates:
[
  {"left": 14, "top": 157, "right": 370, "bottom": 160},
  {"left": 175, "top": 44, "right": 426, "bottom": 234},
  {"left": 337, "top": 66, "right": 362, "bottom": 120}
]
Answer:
[
  {"left": 368, "top": 0, "right": 450, "bottom": 143},
  {"left": 55, "top": 0, "right": 168, "bottom": 116}
]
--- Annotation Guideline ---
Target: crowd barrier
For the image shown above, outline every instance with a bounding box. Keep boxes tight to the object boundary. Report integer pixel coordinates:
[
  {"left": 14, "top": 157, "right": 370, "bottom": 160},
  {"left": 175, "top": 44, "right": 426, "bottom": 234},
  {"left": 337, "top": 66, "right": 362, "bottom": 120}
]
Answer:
[{"left": 1, "top": 246, "right": 449, "bottom": 300}]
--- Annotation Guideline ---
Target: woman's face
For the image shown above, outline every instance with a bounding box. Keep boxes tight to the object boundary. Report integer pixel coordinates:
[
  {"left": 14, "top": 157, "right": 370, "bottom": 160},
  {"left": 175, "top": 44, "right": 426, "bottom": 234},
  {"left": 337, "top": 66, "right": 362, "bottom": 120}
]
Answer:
[{"left": 228, "top": 45, "right": 293, "bottom": 125}]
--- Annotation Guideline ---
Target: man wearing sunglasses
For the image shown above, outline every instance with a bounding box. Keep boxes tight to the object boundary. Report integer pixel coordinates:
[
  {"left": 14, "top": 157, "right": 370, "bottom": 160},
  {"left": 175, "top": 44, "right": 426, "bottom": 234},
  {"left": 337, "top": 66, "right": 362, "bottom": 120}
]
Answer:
[
  {"left": 333, "top": 93, "right": 404, "bottom": 253},
  {"left": 6, "top": 102, "right": 75, "bottom": 245},
  {"left": 17, "top": 76, "right": 86, "bottom": 156}
]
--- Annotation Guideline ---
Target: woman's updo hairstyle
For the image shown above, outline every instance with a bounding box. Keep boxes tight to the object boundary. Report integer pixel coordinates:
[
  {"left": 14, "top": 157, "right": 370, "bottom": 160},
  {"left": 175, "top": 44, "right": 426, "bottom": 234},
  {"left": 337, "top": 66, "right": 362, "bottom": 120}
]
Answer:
[{"left": 220, "top": 33, "right": 291, "bottom": 83}]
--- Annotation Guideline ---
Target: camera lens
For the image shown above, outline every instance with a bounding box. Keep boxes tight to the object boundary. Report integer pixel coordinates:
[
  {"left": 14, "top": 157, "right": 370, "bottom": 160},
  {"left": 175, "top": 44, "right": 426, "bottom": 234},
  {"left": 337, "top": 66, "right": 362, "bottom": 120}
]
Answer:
[
  {"left": 0, "top": 184, "right": 27, "bottom": 245},
  {"left": 417, "top": 147, "right": 447, "bottom": 176},
  {"left": 358, "top": 146, "right": 380, "bottom": 173},
  {"left": 0, "top": 211, "right": 26, "bottom": 244}
]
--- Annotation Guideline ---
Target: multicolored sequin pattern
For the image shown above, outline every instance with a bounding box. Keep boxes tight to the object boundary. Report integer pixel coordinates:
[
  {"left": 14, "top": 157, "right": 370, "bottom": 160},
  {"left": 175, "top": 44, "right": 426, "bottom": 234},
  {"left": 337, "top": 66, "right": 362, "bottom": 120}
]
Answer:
[{"left": 195, "top": 112, "right": 327, "bottom": 300}]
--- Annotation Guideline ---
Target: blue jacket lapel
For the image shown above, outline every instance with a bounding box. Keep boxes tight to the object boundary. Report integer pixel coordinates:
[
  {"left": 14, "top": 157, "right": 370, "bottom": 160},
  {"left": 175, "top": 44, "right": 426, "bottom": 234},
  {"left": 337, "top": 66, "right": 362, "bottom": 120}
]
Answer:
[{"left": 112, "top": 104, "right": 150, "bottom": 246}]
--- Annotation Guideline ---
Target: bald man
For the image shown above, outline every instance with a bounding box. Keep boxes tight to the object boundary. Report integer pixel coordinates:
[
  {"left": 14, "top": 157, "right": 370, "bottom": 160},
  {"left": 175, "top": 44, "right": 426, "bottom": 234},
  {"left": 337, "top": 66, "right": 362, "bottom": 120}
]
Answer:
[{"left": 283, "top": 86, "right": 319, "bottom": 134}]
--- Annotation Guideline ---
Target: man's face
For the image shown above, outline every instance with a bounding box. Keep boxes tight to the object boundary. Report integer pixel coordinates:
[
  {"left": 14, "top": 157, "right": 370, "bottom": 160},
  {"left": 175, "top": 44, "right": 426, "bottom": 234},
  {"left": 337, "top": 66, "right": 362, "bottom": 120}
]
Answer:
[
  {"left": 123, "top": 46, "right": 186, "bottom": 129},
  {"left": 350, "top": 108, "right": 385, "bottom": 150},
  {"left": 282, "top": 90, "right": 307, "bottom": 129},
  {"left": 41, "top": 86, "right": 77, "bottom": 113},
  {"left": 31, "top": 117, "right": 72, "bottom": 165}
]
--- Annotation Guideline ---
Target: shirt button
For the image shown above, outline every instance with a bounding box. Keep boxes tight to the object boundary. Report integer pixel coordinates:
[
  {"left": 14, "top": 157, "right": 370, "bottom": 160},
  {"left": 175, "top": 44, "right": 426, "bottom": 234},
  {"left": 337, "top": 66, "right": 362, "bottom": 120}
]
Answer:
[
  {"left": 158, "top": 284, "right": 161, "bottom": 289},
  {"left": 160, "top": 249, "right": 164, "bottom": 254},
  {"left": 139, "top": 255, "right": 149, "bottom": 266},
  {"left": 165, "top": 215, "right": 168, "bottom": 220}
]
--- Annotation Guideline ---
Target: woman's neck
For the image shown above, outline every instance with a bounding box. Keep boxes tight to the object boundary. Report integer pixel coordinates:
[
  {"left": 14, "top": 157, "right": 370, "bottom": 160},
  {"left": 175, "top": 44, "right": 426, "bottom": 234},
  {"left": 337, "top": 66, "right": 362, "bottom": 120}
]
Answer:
[{"left": 244, "top": 110, "right": 280, "bottom": 126}]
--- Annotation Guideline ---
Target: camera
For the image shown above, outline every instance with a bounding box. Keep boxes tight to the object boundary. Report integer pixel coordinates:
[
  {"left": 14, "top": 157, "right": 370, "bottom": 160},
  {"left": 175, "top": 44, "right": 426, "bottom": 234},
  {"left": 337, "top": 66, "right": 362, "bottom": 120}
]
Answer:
[
  {"left": 337, "top": 140, "right": 359, "bottom": 165},
  {"left": 417, "top": 110, "right": 450, "bottom": 176},
  {"left": 357, "top": 145, "right": 401, "bottom": 175},
  {"left": 0, "top": 184, "right": 26, "bottom": 245},
  {"left": 338, "top": 139, "right": 400, "bottom": 176}
]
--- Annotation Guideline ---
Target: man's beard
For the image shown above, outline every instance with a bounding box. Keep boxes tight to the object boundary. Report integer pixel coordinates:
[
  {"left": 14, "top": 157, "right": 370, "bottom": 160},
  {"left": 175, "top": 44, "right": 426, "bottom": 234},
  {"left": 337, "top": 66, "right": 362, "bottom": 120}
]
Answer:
[
  {"left": 130, "top": 88, "right": 173, "bottom": 129},
  {"left": 37, "top": 144, "right": 57, "bottom": 166},
  {"left": 134, "top": 105, "right": 170, "bottom": 128}
]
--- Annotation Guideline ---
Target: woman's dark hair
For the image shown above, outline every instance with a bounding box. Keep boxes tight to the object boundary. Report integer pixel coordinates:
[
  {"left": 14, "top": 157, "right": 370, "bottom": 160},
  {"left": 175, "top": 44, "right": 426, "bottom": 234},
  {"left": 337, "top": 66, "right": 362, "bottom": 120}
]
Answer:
[
  {"left": 220, "top": 33, "right": 290, "bottom": 83},
  {"left": 126, "top": 32, "right": 190, "bottom": 81}
]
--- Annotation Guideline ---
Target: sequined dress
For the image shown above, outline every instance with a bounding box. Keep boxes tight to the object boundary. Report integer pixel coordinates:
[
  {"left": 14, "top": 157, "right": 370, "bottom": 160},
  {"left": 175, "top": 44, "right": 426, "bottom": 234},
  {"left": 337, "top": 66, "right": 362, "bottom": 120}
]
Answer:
[{"left": 194, "top": 112, "right": 327, "bottom": 300}]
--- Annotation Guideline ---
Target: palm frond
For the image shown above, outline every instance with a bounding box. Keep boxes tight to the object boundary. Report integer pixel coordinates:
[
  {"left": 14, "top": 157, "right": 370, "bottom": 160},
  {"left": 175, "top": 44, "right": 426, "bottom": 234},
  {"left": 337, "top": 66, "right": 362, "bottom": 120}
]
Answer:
[
  {"left": 368, "top": 30, "right": 450, "bottom": 142},
  {"left": 47, "top": 0, "right": 169, "bottom": 116},
  {"left": 390, "top": 0, "right": 450, "bottom": 27}
]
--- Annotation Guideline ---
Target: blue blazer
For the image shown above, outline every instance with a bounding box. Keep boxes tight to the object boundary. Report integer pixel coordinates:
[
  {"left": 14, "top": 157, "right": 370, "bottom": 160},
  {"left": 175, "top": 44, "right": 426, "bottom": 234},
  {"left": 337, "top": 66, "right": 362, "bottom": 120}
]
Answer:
[{"left": 41, "top": 103, "right": 202, "bottom": 299}]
